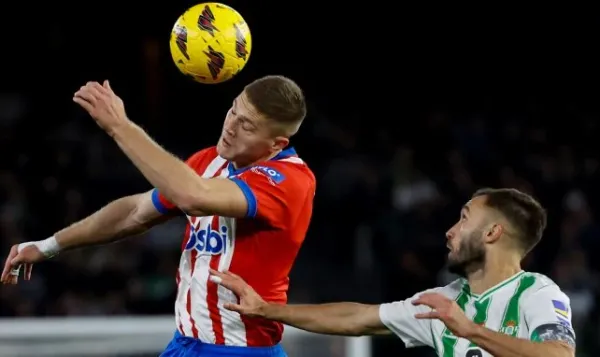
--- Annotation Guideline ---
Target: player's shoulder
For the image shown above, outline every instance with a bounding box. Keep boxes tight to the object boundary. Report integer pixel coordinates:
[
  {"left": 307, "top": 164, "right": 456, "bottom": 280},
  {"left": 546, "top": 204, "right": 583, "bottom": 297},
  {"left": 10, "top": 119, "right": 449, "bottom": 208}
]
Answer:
[
  {"left": 423, "top": 279, "right": 465, "bottom": 300},
  {"left": 521, "top": 271, "right": 568, "bottom": 300}
]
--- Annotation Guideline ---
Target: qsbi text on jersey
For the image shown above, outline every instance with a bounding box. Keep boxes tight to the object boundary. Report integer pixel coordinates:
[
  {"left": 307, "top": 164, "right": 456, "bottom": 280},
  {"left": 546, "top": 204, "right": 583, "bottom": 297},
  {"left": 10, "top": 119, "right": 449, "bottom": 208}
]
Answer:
[{"left": 185, "top": 225, "right": 228, "bottom": 255}]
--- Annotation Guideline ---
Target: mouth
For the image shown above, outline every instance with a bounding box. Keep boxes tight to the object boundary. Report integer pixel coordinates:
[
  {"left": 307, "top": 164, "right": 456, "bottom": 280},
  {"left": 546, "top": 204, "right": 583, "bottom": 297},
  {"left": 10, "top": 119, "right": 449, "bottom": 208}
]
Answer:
[{"left": 222, "top": 137, "right": 232, "bottom": 147}]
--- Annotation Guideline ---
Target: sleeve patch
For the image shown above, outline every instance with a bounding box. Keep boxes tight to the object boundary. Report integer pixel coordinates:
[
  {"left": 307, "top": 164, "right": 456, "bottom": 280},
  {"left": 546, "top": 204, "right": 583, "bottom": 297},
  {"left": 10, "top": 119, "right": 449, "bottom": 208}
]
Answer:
[
  {"left": 531, "top": 323, "right": 575, "bottom": 348},
  {"left": 251, "top": 166, "right": 286, "bottom": 184}
]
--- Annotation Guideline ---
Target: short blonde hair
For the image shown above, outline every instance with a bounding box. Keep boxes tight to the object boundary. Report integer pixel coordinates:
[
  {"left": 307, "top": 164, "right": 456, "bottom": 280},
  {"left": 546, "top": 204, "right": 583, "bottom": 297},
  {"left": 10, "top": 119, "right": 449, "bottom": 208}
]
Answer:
[{"left": 244, "top": 75, "right": 306, "bottom": 136}]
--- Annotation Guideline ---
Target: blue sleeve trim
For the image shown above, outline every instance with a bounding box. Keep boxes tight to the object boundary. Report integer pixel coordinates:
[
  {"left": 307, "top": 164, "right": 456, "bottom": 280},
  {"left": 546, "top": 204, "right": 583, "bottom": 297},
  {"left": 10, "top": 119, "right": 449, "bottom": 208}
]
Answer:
[
  {"left": 151, "top": 189, "right": 171, "bottom": 215},
  {"left": 229, "top": 178, "right": 258, "bottom": 218}
]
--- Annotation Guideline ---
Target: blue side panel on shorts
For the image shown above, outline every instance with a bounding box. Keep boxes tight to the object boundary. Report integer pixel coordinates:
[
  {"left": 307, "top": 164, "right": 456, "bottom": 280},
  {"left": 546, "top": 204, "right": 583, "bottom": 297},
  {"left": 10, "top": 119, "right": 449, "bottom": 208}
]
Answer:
[{"left": 160, "top": 331, "right": 287, "bottom": 357}]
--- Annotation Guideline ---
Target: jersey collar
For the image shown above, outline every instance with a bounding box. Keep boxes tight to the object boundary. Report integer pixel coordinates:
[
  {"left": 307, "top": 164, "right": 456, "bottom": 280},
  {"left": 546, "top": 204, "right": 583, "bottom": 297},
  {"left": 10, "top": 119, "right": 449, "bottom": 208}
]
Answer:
[
  {"left": 467, "top": 270, "right": 526, "bottom": 301},
  {"left": 227, "top": 146, "right": 297, "bottom": 176}
]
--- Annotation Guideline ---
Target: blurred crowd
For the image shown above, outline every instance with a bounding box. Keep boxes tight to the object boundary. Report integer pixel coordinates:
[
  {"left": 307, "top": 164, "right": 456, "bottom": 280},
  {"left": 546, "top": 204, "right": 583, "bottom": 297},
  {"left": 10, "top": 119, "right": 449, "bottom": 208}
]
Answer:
[
  {"left": 2, "top": 54, "right": 600, "bottom": 357},
  {"left": 2, "top": 90, "right": 599, "bottom": 356}
]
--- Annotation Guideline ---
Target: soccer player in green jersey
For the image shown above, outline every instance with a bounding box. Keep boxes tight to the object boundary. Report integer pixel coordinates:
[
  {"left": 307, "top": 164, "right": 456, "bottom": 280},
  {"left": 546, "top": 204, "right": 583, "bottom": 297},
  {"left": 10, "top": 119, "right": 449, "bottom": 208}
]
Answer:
[{"left": 210, "top": 188, "right": 575, "bottom": 357}]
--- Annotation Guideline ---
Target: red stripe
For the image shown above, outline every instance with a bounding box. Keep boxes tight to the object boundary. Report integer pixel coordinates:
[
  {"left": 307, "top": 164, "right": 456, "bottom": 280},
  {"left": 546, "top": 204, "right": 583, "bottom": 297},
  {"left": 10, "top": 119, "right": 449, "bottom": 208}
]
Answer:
[
  {"left": 187, "top": 249, "right": 199, "bottom": 339},
  {"left": 176, "top": 225, "right": 190, "bottom": 335},
  {"left": 206, "top": 216, "right": 225, "bottom": 344},
  {"left": 175, "top": 270, "right": 184, "bottom": 334}
]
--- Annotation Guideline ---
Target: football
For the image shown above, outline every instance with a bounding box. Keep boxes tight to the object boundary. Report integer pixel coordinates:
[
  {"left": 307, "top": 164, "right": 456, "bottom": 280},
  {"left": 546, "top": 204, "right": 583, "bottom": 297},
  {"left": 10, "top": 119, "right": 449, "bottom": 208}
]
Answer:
[{"left": 169, "top": 3, "right": 252, "bottom": 84}]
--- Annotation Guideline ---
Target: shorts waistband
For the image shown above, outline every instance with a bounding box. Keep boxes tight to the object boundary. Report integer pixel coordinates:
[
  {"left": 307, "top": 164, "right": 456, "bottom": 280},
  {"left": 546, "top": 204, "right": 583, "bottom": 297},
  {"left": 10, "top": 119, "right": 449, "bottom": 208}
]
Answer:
[{"left": 173, "top": 331, "right": 285, "bottom": 356}]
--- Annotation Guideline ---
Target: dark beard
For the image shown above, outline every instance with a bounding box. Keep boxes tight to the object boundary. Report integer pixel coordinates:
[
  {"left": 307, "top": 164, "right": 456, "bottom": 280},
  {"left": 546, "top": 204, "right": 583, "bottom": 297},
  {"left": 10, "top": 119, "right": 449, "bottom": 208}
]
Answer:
[{"left": 447, "top": 231, "right": 486, "bottom": 277}]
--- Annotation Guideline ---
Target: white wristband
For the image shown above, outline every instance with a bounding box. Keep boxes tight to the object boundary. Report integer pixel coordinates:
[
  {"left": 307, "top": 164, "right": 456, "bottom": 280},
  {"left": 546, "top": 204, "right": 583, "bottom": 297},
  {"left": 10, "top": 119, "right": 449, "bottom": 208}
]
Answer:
[{"left": 18, "top": 236, "right": 60, "bottom": 258}]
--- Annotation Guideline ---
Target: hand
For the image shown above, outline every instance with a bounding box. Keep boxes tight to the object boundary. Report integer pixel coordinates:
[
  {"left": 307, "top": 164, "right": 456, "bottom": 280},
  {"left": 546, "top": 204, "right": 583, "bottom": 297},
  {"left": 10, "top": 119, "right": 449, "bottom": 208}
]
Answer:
[
  {"left": 209, "top": 269, "right": 267, "bottom": 318},
  {"left": 73, "top": 80, "right": 129, "bottom": 136},
  {"left": 1, "top": 244, "right": 46, "bottom": 285},
  {"left": 413, "top": 292, "right": 477, "bottom": 338}
]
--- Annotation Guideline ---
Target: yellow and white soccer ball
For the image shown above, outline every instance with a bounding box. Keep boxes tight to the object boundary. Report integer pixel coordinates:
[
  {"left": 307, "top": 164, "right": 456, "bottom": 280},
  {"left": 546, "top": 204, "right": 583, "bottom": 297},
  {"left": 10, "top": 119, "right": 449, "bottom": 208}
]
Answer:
[{"left": 169, "top": 3, "right": 252, "bottom": 84}]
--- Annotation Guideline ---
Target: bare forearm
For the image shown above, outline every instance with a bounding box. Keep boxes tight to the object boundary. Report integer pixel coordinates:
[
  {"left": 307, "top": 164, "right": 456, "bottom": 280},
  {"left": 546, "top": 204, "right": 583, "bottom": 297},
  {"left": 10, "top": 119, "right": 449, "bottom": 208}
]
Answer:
[
  {"left": 260, "top": 302, "right": 380, "bottom": 336},
  {"left": 55, "top": 195, "right": 150, "bottom": 251},
  {"left": 466, "top": 325, "right": 573, "bottom": 357},
  {"left": 110, "top": 122, "right": 205, "bottom": 206}
]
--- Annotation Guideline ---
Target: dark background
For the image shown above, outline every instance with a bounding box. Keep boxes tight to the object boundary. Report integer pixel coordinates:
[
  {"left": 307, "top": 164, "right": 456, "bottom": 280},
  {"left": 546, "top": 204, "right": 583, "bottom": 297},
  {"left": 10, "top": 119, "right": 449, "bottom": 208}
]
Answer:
[{"left": 1, "top": 2, "right": 599, "bottom": 356}]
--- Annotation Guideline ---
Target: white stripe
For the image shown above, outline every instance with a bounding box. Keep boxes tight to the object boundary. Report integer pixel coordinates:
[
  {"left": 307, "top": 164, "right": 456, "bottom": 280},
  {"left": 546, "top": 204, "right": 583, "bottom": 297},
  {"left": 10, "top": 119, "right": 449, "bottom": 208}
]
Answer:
[
  {"left": 175, "top": 251, "right": 194, "bottom": 337},
  {"left": 212, "top": 167, "right": 247, "bottom": 345},
  {"left": 217, "top": 217, "right": 248, "bottom": 346},
  {"left": 189, "top": 245, "right": 214, "bottom": 342},
  {"left": 203, "top": 156, "right": 227, "bottom": 178},
  {"left": 177, "top": 155, "right": 227, "bottom": 342}
]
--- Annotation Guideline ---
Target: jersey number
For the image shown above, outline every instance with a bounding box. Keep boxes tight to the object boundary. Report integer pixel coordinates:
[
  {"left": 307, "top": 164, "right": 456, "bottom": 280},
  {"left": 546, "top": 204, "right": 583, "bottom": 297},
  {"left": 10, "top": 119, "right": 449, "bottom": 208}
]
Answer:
[{"left": 466, "top": 349, "right": 483, "bottom": 357}]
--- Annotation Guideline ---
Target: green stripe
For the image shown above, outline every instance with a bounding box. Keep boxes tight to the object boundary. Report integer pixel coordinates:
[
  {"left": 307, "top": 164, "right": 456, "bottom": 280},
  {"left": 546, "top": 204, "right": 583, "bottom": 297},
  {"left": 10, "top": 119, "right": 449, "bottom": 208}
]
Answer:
[
  {"left": 441, "top": 286, "right": 470, "bottom": 357},
  {"left": 499, "top": 274, "right": 536, "bottom": 336},
  {"left": 468, "top": 297, "right": 492, "bottom": 347}
]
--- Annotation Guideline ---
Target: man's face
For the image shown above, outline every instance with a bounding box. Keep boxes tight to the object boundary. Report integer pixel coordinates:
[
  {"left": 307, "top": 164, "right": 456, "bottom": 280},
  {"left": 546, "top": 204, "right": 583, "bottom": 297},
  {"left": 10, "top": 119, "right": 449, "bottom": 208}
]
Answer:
[
  {"left": 216, "top": 91, "right": 276, "bottom": 166},
  {"left": 445, "top": 196, "right": 489, "bottom": 276}
]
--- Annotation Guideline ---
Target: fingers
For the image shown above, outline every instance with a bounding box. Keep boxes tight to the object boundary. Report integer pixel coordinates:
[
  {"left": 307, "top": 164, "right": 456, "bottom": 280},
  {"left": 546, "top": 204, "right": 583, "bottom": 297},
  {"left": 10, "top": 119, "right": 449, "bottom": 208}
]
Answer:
[
  {"left": 412, "top": 293, "right": 446, "bottom": 308},
  {"left": 223, "top": 302, "right": 243, "bottom": 312},
  {"left": 415, "top": 311, "right": 440, "bottom": 320},
  {"left": 24, "top": 263, "right": 33, "bottom": 281},
  {"left": 208, "top": 269, "right": 245, "bottom": 293},
  {"left": 1, "top": 255, "right": 13, "bottom": 282},
  {"left": 2, "top": 263, "right": 20, "bottom": 285},
  {"left": 1, "top": 246, "right": 20, "bottom": 284},
  {"left": 73, "top": 81, "right": 111, "bottom": 108},
  {"left": 73, "top": 97, "right": 94, "bottom": 112}
]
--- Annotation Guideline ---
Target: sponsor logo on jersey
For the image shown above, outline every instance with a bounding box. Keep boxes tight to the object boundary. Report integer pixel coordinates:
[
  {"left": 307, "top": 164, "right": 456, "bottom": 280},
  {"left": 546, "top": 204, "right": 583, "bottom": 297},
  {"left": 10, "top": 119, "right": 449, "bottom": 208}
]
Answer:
[
  {"left": 185, "top": 224, "right": 228, "bottom": 255},
  {"left": 252, "top": 166, "right": 286, "bottom": 184}
]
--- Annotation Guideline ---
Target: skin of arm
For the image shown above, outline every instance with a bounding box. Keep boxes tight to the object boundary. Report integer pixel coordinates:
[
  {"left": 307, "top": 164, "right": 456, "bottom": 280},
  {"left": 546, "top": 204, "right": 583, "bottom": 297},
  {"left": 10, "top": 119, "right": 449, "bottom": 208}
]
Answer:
[{"left": 55, "top": 190, "right": 171, "bottom": 250}]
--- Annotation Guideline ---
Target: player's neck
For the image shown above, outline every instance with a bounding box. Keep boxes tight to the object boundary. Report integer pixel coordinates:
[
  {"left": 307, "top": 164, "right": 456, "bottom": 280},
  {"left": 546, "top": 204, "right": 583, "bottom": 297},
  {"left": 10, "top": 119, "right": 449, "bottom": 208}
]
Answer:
[
  {"left": 231, "top": 149, "right": 282, "bottom": 170},
  {"left": 466, "top": 252, "right": 522, "bottom": 295}
]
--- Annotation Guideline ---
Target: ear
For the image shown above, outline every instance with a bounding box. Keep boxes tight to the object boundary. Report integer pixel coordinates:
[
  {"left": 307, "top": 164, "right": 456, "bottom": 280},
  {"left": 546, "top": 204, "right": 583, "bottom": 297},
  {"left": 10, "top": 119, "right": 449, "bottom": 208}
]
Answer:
[
  {"left": 272, "top": 136, "right": 289, "bottom": 151},
  {"left": 484, "top": 223, "right": 503, "bottom": 243}
]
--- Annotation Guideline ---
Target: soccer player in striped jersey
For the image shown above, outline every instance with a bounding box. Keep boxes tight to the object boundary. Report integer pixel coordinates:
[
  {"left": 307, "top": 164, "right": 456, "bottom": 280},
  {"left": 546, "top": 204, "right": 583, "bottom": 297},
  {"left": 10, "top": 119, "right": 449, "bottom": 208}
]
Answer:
[
  {"left": 2, "top": 76, "right": 315, "bottom": 357},
  {"left": 211, "top": 188, "right": 576, "bottom": 357}
]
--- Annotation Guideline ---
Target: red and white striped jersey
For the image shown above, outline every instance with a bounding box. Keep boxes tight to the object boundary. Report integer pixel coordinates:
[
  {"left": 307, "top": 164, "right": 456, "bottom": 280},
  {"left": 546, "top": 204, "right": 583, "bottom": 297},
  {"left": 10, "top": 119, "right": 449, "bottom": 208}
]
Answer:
[{"left": 151, "top": 146, "right": 315, "bottom": 347}]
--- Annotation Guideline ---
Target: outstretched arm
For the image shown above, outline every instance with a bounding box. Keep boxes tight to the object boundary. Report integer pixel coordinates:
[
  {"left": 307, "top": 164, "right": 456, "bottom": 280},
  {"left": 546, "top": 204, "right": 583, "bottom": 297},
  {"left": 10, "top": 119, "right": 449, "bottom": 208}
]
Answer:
[
  {"left": 2, "top": 190, "right": 170, "bottom": 284},
  {"left": 209, "top": 269, "right": 389, "bottom": 336},
  {"left": 257, "top": 302, "right": 387, "bottom": 336},
  {"left": 73, "top": 81, "right": 249, "bottom": 218}
]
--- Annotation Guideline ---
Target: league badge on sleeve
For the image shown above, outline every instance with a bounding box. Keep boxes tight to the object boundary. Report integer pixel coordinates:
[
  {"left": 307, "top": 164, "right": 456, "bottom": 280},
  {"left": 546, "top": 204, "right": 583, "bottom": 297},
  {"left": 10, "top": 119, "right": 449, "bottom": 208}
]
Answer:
[{"left": 552, "top": 300, "right": 571, "bottom": 327}]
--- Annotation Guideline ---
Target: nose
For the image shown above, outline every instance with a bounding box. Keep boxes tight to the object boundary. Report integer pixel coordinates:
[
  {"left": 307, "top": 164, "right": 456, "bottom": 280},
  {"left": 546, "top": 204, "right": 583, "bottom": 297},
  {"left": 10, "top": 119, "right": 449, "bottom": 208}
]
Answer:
[
  {"left": 445, "top": 229, "right": 454, "bottom": 241},
  {"left": 223, "top": 121, "right": 236, "bottom": 137}
]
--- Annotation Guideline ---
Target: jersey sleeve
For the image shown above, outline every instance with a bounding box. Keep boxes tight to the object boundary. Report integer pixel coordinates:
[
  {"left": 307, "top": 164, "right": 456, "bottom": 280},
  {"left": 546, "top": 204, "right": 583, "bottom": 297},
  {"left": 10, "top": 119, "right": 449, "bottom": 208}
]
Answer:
[
  {"left": 151, "top": 150, "right": 207, "bottom": 214},
  {"left": 378, "top": 289, "right": 439, "bottom": 348},
  {"left": 522, "top": 285, "right": 576, "bottom": 348},
  {"left": 229, "top": 164, "right": 306, "bottom": 224}
]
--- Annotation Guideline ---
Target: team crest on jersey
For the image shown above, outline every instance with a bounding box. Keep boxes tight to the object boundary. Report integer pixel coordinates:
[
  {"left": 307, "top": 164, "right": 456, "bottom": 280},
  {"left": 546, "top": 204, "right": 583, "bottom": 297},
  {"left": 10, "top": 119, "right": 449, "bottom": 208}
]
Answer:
[
  {"left": 500, "top": 320, "right": 519, "bottom": 336},
  {"left": 185, "top": 223, "right": 228, "bottom": 255},
  {"left": 251, "top": 166, "right": 286, "bottom": 184}
]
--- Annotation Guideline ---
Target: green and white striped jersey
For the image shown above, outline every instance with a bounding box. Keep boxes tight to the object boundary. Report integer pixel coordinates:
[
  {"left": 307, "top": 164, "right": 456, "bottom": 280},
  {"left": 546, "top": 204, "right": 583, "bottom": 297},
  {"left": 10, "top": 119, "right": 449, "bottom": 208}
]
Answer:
[{"left": 379, "top": 271, "right": 575, "bottom": 357}]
